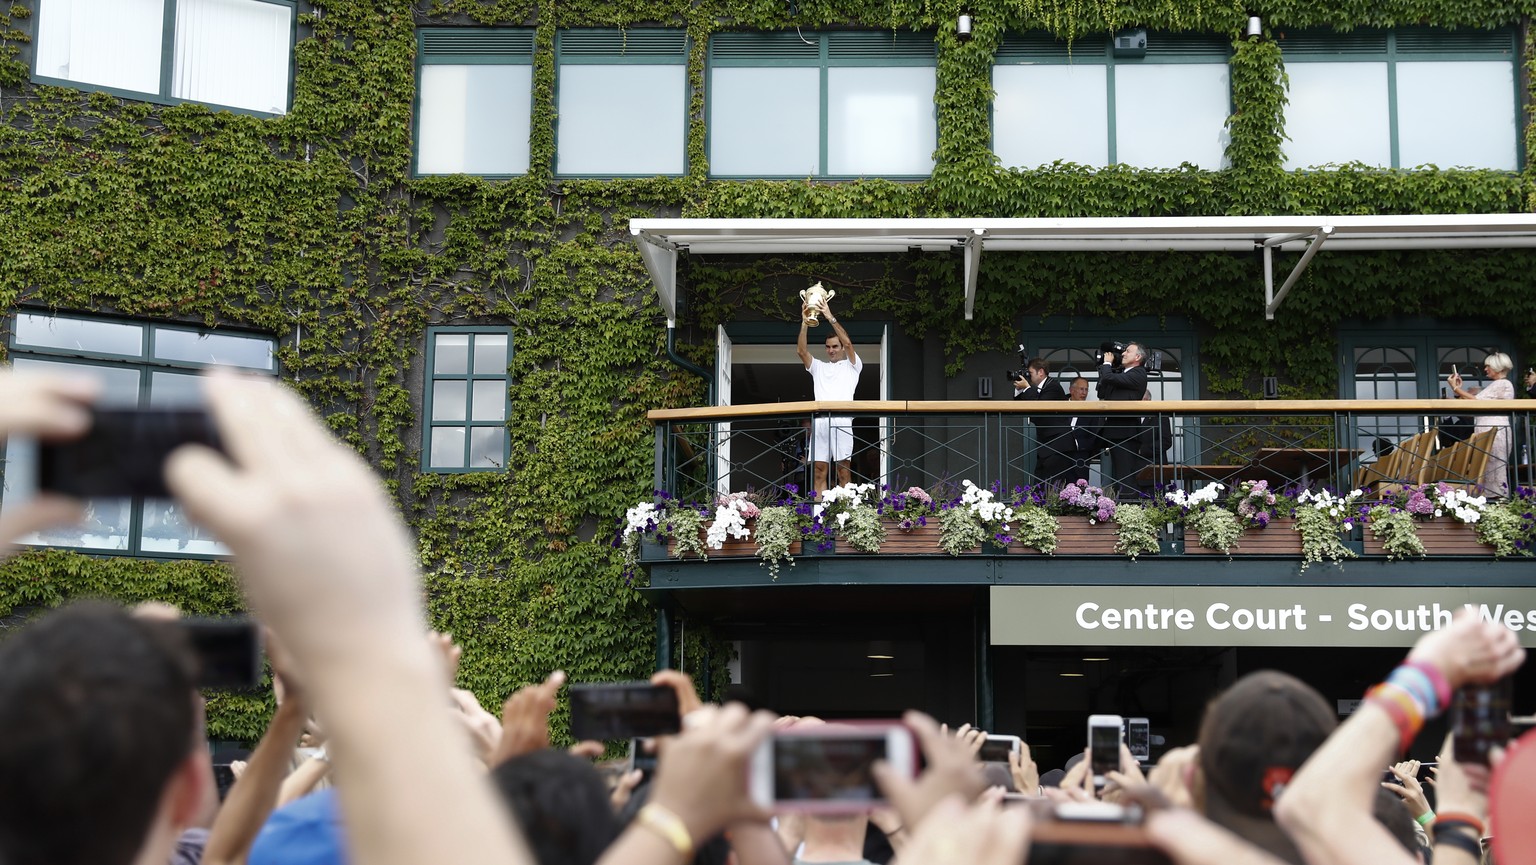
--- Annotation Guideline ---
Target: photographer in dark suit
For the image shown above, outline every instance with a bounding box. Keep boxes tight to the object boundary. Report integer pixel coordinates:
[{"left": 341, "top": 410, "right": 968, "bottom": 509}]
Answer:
[
  {"left": 1012, "top": 358, "right": 1067, "bottom": 480},
  {"left": 1096, "top": 341, "right": 1149, "bottom": 497}
]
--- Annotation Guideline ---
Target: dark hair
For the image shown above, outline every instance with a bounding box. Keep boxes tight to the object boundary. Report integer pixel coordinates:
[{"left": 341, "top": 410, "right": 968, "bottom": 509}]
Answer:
[
  {"left": 491, "top": 750, "right": 622, "bottom": 865},
  {"left": 0, "top": 601, "right": 198, "bottom": 865},
  {"left": 1027, "top": 358, "right": 1050, "bottom": 374},
  {"left": 1372, "top": 787, "right": 1419, "bottom": 856}
]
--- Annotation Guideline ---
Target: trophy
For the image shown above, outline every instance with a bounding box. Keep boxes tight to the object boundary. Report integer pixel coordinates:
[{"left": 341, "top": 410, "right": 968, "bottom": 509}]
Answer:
[{"left": 799, "top": 282, "right": 835, "bottom": 326}]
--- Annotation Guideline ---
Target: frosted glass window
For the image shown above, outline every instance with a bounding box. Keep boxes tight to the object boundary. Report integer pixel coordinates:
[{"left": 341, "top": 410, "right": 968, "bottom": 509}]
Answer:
[
  {"left": 35, "top": 0, "right": 164, "bottom": 95},
  {"left": 993, "top": 65, "right": 1109, "bottom": 167},
  {"left": 709, "top": 67, "right": 821, "bottom": 176},
  {"left": 154, "top": 327, "right": 276, "bottom": 369},
  {"left": 418, "top": 65, "right": 533, "bottom": 175},
  {"left": 426, "top": 329, "right": 511, "bottom": 472},
  {"left": 434, "top": 334, "right": 470, "bottom": 374},
  {"left": 826, "top": 67, "right": 936, "bottom": 176},
  {"left": 430, "top": 428, "right": 467, "bottom": 469},
  {"left": 557, "top": 65, "right": 687, "bottom": 175},
  {"left": 473, "top": 334, "right": 509, "bottom": 374},
  {"left": 14, "top": 312, "right": 144, "bottom": 357},
  {"left": 1115, "top": 65, "right": 1231, "bottom": 169},
  {"left": 172, "top": 0, "right": 293, "bottom": 114},
  {"left": 432, "top": 381, "right": 468, "bottom": 421},
  {"left": 1282, "top": 62, "right": 1391, "bottom": 169},
  {"left": 150, "top": 371, "right": 205, "bottom": 407},
  {"left": 469, "top": 428, "right": 505, "bottom": 468},
  {"left": 471, "top": 380, "right": 505, "bottom": 422},
  {"left": 1397, "top": 61, "right": 1517, "bottom": 170}
]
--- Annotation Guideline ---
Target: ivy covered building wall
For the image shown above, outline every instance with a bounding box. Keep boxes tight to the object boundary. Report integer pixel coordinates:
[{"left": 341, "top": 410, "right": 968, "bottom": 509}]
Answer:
[{"left": 0, "top": 0, "right": 1534, "bottom": 739}]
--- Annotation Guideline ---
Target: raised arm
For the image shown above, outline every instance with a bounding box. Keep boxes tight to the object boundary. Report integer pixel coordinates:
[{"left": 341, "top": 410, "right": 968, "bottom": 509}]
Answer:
[
  {"left": 797, "top": 318, "right": 813, "bottom": 370},
  {"left": 1274, "top": 610, "right": 1524, "bottom": 865},
  {"left": 826, "top": 308, "right": 858, "bottom": 367},
  {"left": 203, "top": 697, "right": 310, "bottom": 865}
]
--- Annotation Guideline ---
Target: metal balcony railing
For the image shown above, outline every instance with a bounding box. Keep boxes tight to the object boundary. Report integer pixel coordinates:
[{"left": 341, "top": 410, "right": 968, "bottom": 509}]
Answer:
[{"left": 649, "top": 400, "right": 1536, "bottom": 504}]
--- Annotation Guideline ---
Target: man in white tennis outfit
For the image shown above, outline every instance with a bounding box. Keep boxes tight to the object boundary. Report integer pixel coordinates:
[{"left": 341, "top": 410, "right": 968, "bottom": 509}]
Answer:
[{"left": 796, "top": 302, "right": 862, "bottom": 492}]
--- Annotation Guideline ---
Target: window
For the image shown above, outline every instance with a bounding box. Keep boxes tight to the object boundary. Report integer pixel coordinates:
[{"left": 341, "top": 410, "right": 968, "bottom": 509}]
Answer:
[
  {"left": 33, "top": 0, "right": 295, "bottom": 115},
  {"left": 415, "top": 29, "right": 535, "bottom": 176},
  {"left": 1, "top": 312, "right": 277, "bottom": 557},
  {"left": 1279, "top": 28, "right": 1518, "bottom": 170},
  {"left": 707, "top": 31, "right": 937, "bottom": 178},
  {"left": 424, "top": 328, "right": 511, "bottom": 472},
  {"left": 993, "top": 32, "right": 1231, "bottom": 169},
  {"left": 556, "top": 30, "right": 688, "bottom": 177}
]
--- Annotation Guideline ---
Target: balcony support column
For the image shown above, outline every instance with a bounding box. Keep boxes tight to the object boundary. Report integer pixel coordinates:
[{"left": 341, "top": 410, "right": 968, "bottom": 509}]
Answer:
[
  {"left": 976, "top": 600, "right": 994, "bottom": 731},
  {"left": 655, "top": 607, "right": 673, "bottom": 672}
]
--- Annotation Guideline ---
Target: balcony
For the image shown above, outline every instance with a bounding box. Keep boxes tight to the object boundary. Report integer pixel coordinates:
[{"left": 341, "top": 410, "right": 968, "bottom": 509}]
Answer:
[{"left": 636, "top": 400, "right": 1536, "bottom": 602}]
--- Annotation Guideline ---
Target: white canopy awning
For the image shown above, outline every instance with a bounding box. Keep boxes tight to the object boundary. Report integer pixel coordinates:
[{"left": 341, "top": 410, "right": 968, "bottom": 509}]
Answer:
[{"left": 629, "top": 214, "right": 1536, "bottom": 323}]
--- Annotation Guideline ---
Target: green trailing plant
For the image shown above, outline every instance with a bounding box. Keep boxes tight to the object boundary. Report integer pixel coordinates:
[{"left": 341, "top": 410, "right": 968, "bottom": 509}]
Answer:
[
  {"left": 667, "top": 508, "right": 709, "bottom": 560},
  {"left": 939, "top": 504, "right": 991, "bottom": 556},
  {"left": 753, "top": 506, "right": 801, "bottom": 579},
  {"left": 1013, "top": 507, "right": 1060, "bottom": 554},
  {"left": 1366, "top": 505, "right": 1426, "bottom": 561},
  {"left": 1294, "top": 489, "right": 1363, "bottom": 571},
  {"left": 1189, "top": 506, "right": 1244, "bottom": 554},
  {"left": 1475, "top": 503, "right": 1526, "bottom": 558},
  {"left": 1113, "top": 504, "right": 1164, "bottom": 560}
]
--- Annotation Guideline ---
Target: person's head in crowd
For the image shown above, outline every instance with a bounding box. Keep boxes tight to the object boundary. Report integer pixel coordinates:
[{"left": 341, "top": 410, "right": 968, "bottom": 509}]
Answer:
[
  {"left": 1026, "top": 358, "right": 1050, "bottom": 387},
  {"left": 1196, "top": 670, "right": 1337, "bottom": 865},
  {"left": 1484, "top": 352, "right": 1513, "bottom": 378},
  {"left": 491, "top": 749, "right": 620, "bottom": 865},
  {"left": 0, "top": 601, "right": 205, "bottom": 865},
  {"left": 1371, "top": 786, "right": 1422, "bottom": 862},
  {"left": 1068, "top": 377, "right": 1089, "bottom": 401},
  {"left": 1122, "top": 342, "right": 1145, "bottom": 367}
]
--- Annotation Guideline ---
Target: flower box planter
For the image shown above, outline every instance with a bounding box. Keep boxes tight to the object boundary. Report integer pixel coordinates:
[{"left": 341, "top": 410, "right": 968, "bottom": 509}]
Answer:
[
  {"left": 665, "top": 519, "right": 757, "bottom": 558},
  {"left": 801, "top": 538, "right": 837, "bottom": 556},
  {"left": 1187, "top": 517, "right": 1302, "bottom": 555},
  {"left": 1363, "top": 520, "right": 1490, "bottom": 556},
  {"left": 877, "top": 519, "right": 943, "bottom": 554},
  {"left": 1021, "top": 515, "right": 1118, "bottom": 554}
]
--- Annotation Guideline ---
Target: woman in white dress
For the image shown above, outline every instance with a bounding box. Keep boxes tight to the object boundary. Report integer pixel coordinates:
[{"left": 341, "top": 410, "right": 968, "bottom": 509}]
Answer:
[{"left": 1448, "top": 352, "right": 1514, "bottom": 497}]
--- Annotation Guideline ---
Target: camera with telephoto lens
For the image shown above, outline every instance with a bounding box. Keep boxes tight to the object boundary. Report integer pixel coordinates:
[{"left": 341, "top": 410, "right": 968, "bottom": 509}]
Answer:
[
  {"left": 1004, "top": 344, "right": 1029, "bottom": 383},
  {"left": 1094, "top": 341, "right": 1126, "bottom": 367}
]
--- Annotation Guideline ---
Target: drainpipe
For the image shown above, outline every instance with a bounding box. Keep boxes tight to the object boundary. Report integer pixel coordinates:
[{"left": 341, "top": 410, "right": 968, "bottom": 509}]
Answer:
[{"left": 666, "top": 324, "right": 714, "bottom": 405}]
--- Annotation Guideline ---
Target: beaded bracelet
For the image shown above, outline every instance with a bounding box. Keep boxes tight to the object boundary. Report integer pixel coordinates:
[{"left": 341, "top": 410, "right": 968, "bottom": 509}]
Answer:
[{"left": 1403, "top": 660, "right": 1453, "bottom": 709}]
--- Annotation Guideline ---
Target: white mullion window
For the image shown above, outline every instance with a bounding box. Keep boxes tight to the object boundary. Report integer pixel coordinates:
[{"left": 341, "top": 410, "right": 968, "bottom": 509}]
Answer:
[{"left": 34, "top": 0, "right": 294, "bottom": 115}]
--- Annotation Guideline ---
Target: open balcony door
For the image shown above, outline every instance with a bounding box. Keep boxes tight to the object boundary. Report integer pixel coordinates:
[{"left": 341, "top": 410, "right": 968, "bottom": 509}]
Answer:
[{"left": 716, "top": 324, "right": 732, "bottom": 496}]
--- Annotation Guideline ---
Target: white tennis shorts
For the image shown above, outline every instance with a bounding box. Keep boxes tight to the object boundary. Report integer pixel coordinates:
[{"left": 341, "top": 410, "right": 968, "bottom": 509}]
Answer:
[{"left": 811, "top": 416, "right": 854, "bottom": 462}]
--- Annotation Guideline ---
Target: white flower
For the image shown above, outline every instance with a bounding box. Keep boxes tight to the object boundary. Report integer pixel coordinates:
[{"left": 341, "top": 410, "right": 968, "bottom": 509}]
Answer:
[{"left": 1343, "top": 521, "right": 1353, "bottom": 531}]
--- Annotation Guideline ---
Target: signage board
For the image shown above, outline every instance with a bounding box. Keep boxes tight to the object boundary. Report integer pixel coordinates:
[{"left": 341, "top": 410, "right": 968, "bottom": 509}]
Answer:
[{"left": 990, "top": 586, "right": 1536, "bottom": 648}]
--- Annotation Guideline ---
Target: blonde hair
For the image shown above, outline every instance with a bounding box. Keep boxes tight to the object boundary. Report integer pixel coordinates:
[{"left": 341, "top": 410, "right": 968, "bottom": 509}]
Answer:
[{"left": 1485, "top": 353, "right": 1513, "bottom": 374}]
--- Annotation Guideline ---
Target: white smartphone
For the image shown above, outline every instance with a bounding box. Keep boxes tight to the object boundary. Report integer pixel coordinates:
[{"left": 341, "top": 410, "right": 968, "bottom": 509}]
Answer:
[
  {"left": 1087, "top": 714, "right": 1124, "bottom": 785},
  {"left": 978, "top": 733, "right": 1023, "bottom": 763},
  {"left": 1126, "top": 718, "right": 1151, "bottom": 763},
  {"left": 749, "top": 722, "right": 917, "bottom": 813}
]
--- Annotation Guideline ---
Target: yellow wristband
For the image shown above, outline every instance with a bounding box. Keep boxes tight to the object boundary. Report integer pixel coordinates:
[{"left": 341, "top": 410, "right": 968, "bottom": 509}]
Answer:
[{"left": 637, "top": 802, "right": 694, "bottom": 860}]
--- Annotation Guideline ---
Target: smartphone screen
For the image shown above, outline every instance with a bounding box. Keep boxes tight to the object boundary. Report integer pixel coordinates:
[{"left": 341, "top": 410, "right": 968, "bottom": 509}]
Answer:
[
  {"left": 567, "top": 683, "right": 680, "bottom": 741},
  {"left": 978, "top": 735, "right": 1021, "bottom": 763},
  {"left": 1453, "top": 678, "right": 1513, "bottom": 765},
  {"left": 212, "top": 764, "right": 238, "bottom": 801},
  {"left": 1127, "top": 718, "right": 1150, "bottom": 762},
  {"left": 1088, "top": 717, "right": 1122, "bottom": 780},
  {"left": 39, "top": 407, "right": 222, "bottom": 498},
  {"left": 179, "top": 618, "right": 262, "bottom": 690},
  {"left": 629, "top": 737, "right": 659, "bottom": 776},
  {"left": 772, "top": 734, "right": 887, "bottom": 803}
]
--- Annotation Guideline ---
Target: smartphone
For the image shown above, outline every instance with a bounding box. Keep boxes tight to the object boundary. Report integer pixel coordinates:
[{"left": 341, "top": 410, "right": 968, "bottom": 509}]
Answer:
[
  {"left": 1126, "top": 718, "right": 1151, "bottom": 763},
  {"left": 749, "top": 722, "right": 917, "bottom": 812},
  {"left": 1087, "top": 715, "right": 1124, "bottom": 785},
  {"left": 628, "top": 737, "right": 659, "bottom": 777},
  {"left": 978, "top": 733, "right": 1022, "bottom": 763},
  {"left": 38, "top": 407, "right": 222, "bottom": 499},
  {"left": 1452, "top": 678, "right": 1513, "bottom": 765},
  {"left": 567, "top": 683, "right": 680, "bottom": 741},
  {"left": 1028, "top": 801, "right": 1174, "bottom": 865},
  {"left": 212, "top": 763, "right": 238, "bottom": 801},
  {"left": 179, "top": 617, "right": 262, "bottom": 690}
]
